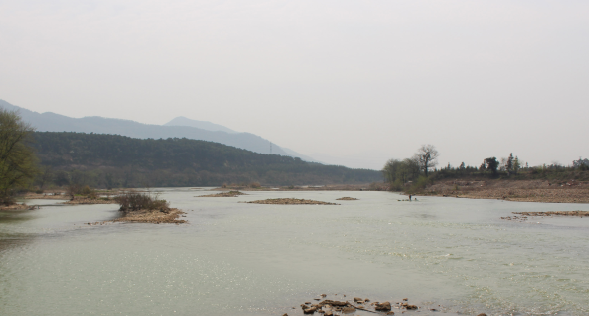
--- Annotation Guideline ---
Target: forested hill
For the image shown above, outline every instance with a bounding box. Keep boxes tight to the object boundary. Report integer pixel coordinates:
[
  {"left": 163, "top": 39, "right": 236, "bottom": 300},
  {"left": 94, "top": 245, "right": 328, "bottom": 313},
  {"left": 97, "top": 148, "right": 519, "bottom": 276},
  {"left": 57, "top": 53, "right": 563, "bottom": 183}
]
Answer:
[{"left": 33, "top": 132, "right": 381, "bottom": 188}]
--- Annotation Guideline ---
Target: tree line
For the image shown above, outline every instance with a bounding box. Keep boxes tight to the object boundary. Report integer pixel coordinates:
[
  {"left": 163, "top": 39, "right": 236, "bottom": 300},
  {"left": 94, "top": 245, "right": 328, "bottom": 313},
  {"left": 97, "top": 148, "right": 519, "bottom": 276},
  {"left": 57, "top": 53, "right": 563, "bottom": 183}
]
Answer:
[{"left": 383, "top": 145, "right": 589, "bottom": 191}]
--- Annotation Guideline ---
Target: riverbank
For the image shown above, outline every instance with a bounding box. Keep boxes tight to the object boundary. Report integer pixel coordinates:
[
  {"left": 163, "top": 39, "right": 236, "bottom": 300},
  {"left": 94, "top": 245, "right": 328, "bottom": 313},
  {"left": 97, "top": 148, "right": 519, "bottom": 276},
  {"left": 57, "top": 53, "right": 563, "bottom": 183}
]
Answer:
[
  {"left": 0, "top": 203, "right": 38, "bottom": 211},
  {"left": 413, "top": 179, "right": 589, "bottom": 203}
]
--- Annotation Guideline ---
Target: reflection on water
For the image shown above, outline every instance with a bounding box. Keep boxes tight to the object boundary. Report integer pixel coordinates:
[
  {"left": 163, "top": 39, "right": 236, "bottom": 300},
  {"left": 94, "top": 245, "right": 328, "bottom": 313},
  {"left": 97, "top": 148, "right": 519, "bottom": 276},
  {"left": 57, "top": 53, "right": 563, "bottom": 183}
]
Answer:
[{"left": 1, "top": 189, "right": 588, "bottom": 316}]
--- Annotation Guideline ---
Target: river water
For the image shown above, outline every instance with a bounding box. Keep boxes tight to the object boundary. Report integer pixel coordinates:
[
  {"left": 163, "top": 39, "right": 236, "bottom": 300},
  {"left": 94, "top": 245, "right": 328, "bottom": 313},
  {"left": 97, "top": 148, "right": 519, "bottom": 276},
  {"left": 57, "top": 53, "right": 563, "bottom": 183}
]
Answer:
[{"left": 1, "top": 188, "right": 588, "bottom": 316}]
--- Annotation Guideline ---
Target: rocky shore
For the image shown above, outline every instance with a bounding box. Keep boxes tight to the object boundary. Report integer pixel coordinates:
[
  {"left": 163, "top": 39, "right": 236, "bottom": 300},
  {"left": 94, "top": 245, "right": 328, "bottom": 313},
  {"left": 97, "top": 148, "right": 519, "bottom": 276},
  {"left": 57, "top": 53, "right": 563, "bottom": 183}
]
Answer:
[
  {"left": 112, "top": 208, "right": 187, "bottom": 224},
  {"left": 418, "top": 179, "right": 589, "bottom": 203},
  {"left": 199, "top": 191, "right": 246, "bottom": 197},
  {"left": 246, "top": 198, "right": 339, "bottom": 205}
]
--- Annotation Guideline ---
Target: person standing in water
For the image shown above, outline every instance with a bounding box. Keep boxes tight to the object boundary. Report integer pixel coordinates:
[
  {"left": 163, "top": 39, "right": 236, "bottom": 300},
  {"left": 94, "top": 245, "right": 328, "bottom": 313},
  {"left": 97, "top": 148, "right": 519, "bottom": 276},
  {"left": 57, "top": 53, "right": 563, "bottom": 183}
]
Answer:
[{"left": 409, "top": 195, "right": 412, "bottom": 201}]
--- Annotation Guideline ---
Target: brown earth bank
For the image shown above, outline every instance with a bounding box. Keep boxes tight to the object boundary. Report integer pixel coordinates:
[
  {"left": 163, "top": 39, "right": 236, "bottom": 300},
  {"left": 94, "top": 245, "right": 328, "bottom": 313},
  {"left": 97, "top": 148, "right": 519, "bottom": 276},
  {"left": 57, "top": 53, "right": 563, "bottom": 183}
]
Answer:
[
  {"left": 289, "top": 295, "right": 487, "bottom": 316},
  {"left": 336, "top": 197, "right": 359, "bottom": 200},
  {"left": 246, "top": 198, "right": 340, "bottom": 205},
  {"left": 198, "top": 191, "right": 246, "bottom": 197},
  {"left": 112, "top": 208, "right": 187, "bottom": 224},
  {"left": 414, "top": 179, "right": 589, "bottom": 203}
]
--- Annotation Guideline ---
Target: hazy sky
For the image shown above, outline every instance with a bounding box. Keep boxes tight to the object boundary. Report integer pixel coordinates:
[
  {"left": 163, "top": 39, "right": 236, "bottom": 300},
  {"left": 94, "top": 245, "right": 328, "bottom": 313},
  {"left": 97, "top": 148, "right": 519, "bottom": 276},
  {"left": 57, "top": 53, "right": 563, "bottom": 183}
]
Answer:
[{"left": 1, "top": 0, "right": 588, "bottom": 169}]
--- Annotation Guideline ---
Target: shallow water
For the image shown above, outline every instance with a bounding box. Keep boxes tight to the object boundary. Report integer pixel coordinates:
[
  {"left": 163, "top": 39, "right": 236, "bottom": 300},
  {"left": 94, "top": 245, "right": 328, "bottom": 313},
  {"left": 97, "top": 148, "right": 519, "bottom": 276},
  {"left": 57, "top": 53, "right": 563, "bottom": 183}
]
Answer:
[{"left": 1, "top": 189, "right": 588, "bottom": 316}]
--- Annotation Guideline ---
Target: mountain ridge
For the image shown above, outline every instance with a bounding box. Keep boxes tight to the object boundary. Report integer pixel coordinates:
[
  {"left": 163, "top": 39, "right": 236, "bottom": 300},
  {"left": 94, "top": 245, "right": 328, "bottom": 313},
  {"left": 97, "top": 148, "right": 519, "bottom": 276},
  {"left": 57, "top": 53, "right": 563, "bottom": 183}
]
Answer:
[
  {"left": 32, "top": 132, "right": 381, "bottom": 187},
  {"left": 0, "top": 99, "right": 318, "bottom": 162},
  {"left": 164, "top": 116, "right": 238, "bottom": 134}
]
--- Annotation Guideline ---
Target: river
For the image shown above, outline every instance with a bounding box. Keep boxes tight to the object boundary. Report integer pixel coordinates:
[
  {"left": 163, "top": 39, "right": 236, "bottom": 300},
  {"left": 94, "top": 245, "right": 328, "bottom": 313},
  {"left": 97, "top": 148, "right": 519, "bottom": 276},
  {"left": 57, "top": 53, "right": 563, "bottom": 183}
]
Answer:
[{"left": 1, "top": 188, "right": 588, "bottom": 315}]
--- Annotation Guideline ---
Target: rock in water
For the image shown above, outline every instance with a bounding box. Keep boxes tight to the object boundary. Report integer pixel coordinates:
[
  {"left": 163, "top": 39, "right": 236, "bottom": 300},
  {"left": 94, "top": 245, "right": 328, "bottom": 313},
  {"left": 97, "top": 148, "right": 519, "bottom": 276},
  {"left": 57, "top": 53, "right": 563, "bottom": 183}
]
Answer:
[
  {"left": 303, "top": 307, "right": 317, "bottom": 314},
  {"left": 375, "top": 301, "right": 392, "bottom": 311},
  {"left": 341, "top": 306, "right": 356, "bottom": 313},
  {"left": 406, "top": 305, "right": 418, "bottom": 310}
]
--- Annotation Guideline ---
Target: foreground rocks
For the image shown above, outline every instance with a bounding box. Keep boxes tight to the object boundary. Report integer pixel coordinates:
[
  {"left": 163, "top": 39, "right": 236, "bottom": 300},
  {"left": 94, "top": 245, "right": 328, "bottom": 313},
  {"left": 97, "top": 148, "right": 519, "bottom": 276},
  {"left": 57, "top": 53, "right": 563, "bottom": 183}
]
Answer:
[
  {"left": 112, "top": 208, "right": 187, "bottom": 224},
  {"left": 296, "top": 296, "right": 408, "bottom": 315},
  {"left": 291, "top": 295, "right": 488, "bottom": 315},
  {"left": 199, "top": 191, "right": 247, "bottom": 197},
  {"left": 246, "top": 198, "right": 339, "bottom": 205},
  {"left": 336, "top": 197, "right": 358, "bottom": 201}
]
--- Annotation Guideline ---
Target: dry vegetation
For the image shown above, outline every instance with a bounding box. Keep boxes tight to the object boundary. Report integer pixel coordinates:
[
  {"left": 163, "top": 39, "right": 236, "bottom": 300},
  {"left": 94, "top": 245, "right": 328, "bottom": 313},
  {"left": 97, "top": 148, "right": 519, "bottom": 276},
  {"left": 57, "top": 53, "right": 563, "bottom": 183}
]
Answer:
[
  {"left": 336, "top": 197, "right": 359, "bottom": 200},
  {"left": 418, "top": 179, "right": 589, "bottom": 203},
  {"left": 112, "top": 208, "right": 186, "bottom": 224},
  {"left": 113, "top": 191, "right": 187, "bottom": 224}
]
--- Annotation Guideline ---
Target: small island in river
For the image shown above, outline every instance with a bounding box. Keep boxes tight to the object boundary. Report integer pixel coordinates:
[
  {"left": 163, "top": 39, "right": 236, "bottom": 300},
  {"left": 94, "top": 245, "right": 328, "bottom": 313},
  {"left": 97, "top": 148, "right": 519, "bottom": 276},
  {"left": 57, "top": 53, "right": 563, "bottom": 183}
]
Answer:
[
  {"left": 199, "top": 191, "right": 246, "bottom": 197},
  {"left": 246, "top": 198, "right": 339, "bottom": 205}
]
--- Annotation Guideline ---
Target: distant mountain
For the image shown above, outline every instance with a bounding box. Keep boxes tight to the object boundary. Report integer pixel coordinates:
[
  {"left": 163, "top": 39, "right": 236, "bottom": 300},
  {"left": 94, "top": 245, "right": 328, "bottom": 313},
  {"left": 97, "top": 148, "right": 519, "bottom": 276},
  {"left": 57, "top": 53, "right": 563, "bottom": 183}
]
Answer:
[
  {"left": 0, "top": 99, "right": 315, "bottom": 161},
  {"left": 33, "top": 132, "right": 382, "bottom": 187},
  {"left": 164, "top": 116, "right": 238, "bottom": 134}
]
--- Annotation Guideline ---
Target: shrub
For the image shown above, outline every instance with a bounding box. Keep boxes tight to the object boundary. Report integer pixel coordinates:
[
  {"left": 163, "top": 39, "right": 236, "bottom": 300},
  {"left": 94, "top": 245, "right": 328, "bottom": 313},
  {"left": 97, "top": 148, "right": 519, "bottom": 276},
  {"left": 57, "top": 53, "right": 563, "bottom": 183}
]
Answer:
[
  {"left": 389, "top": 179, "right": 404, "bottom": 191},
  {"left": 67, "top": 184, "right": 98, "bottom": 199},
  {"left": 81, "top": 185, "right": 93, "bottom": 195},
  {"left": 406, "top": 176, "right": 432, "bottom": 194},
  {"left": 249, "top": 182, "right": 261, "bottom": 189},
  {"left": 115, "top": 192, "right": 170, "bottom": 213}
]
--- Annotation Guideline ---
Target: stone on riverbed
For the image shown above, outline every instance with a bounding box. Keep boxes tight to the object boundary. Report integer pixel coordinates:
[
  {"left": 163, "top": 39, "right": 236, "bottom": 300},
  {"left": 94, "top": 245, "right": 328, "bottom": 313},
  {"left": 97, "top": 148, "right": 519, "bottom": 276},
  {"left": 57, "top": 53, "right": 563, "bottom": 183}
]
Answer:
[
  {"left": 375, "top": 301, "right": 392, "bottom": 311},
  {"left": 341, "top": 306, "right": 356, "bottom": 313},
  {"left": 302, "top": 306, "right": 317, "bottom": 314}
]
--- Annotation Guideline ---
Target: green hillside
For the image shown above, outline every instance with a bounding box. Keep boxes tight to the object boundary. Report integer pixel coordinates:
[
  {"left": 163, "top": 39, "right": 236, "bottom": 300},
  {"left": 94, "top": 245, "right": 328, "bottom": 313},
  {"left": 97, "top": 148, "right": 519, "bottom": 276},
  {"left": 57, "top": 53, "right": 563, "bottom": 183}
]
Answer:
[{"left": 33, "top": 132, "right": 381, "bottom": 188}]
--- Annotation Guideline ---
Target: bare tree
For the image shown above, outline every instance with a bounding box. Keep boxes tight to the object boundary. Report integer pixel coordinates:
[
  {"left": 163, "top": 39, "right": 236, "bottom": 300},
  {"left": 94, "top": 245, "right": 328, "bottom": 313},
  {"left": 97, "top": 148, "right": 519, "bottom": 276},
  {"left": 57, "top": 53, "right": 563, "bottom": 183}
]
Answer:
[{"left": 414, "top": 144, "right": 439, "bottom": 177}]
